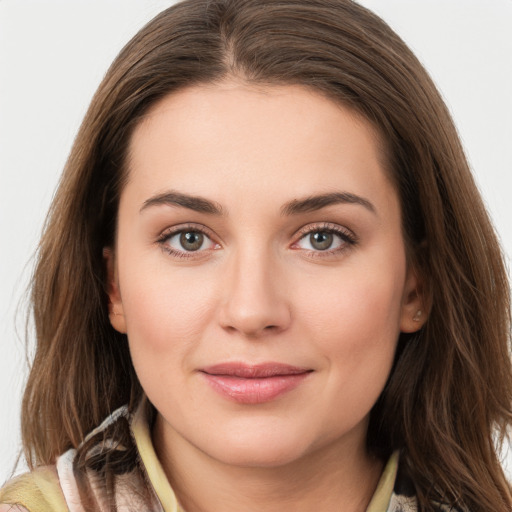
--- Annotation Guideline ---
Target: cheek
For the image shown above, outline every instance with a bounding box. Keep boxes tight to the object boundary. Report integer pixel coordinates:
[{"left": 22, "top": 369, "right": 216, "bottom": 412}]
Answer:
[
  {"left": 300, "top": 267, "right": 403, "bottom": 332},
  {"left": 295, "top": 255, "right": 406, "bottom": 372},
  {"left": 295, "top": 264, "right": 405, "bottom": 428},
  {"left": 118, "top": 260, "right": 219, "bottom": 366}
]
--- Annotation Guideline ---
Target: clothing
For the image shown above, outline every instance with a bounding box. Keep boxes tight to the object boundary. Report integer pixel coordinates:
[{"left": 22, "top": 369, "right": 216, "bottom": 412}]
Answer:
[{"left": 1, "top": 398, "right": 424, "bottom": 512}]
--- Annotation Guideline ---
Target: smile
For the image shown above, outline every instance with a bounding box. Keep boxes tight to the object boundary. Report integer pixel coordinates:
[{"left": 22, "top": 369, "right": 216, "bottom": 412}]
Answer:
[{"left": 199, "top": 363, "right": 313, "bottom": 404}]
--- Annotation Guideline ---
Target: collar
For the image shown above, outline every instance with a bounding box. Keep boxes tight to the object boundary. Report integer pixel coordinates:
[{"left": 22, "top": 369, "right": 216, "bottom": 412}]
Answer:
[{"left": 131, "top": 397, "right": 398, "bottom": 512}]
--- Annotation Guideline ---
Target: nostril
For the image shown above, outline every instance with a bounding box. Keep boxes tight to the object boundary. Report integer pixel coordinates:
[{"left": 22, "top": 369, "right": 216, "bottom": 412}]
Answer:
[{"left": 217, "top": 277, "right": 292, "bottom": 337}]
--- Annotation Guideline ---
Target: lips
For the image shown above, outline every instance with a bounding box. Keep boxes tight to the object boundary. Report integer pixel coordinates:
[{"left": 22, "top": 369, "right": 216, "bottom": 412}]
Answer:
[{"left": 200, "top": 362, "right": 312, "bottom": 404}]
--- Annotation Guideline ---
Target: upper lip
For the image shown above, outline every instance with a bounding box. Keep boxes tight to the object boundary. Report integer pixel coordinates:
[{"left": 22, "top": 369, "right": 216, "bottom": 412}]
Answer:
[{"left": 200, "top": 362, "right": 312, "bottom": 378}]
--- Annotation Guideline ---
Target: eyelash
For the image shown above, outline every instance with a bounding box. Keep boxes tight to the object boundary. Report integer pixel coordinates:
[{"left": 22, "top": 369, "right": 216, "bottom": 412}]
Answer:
[
  {"left": 156, "top": 223, "right": 219, "bottom": 259},
  {"left": 292, "top": 222, "right": 358, "bottom": 258},
  {"left": 156, "top": 222, "right": 358, "bottom": 260}
]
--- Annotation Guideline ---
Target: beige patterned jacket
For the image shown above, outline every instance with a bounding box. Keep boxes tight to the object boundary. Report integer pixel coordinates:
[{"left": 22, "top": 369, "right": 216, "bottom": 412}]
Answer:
[{"left": 1, "top": 400, "right": 450, "bottom": 512}]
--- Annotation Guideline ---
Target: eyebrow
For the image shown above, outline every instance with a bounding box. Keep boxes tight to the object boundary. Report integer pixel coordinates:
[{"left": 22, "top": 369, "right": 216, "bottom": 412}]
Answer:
[
  {"left": 140, "top": 191, "right": 224, "bottom": 215},
  {"left": 281, "top": 192, "right": 376, "bottom": 216},
  {"left": 140, "top": 190, "right": 376, "bottom": 217}
]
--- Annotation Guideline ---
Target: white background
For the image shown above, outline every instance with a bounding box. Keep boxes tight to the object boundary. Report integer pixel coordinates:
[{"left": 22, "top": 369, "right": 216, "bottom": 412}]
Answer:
[{"left": 1, "top": 0, "right": 511, "bottom": 484}]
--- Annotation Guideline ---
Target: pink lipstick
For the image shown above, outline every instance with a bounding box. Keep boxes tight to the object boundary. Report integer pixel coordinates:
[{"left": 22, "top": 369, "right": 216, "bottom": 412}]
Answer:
[{"left": 200, "top": 362, "right": 312, "bottom": 404}]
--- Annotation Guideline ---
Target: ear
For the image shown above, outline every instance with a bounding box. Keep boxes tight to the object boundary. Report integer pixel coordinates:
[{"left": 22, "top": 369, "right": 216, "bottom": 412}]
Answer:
[
  {"left": 399, "top": 265, "right": 428, "bottom": 333},
  {"left": 103, "top": 247, "right": 127, "bottom": 334}
]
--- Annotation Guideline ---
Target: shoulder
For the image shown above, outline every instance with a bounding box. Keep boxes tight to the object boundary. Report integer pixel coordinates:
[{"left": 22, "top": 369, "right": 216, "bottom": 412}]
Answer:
[
  {"left": 0, "top": 465, "right": 67, "bottom": 512},
  {"left": 0, "top": 401, "right": 157, "bottom": 512}
]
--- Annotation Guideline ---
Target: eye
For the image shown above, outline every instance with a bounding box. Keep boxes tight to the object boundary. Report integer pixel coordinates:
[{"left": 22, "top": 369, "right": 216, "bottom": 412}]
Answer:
[
  {"left": 157, "top": 226, "right": 219, "bottom": 257},
  {"left": 174, "top": 231, "right": 207, "bottom": 251},
  {"left": 297, "top": 231, "right": 344, "bottom": 251},
  {"left": 292, "top": 224, "right": 357, "bottom": 254},
  {"left": 304, "top": 231, "right": 338, "bottom": 251}
]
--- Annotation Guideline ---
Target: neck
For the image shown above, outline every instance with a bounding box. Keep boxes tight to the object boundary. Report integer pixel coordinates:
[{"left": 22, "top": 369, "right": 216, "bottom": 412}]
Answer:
[{"left": 152, "top": 417, "right": 384, "bottom": 512}]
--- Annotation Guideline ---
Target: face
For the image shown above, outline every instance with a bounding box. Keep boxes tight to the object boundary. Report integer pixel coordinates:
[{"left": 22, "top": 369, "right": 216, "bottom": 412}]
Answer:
[{"left": 106, "top": 82, "right": 424, "bottom": 469}]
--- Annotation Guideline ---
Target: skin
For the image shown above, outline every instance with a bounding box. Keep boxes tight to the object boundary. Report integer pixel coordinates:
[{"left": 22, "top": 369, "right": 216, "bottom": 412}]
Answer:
[{"left": 106, "top": 81, "right": 425, "bottom": 512}]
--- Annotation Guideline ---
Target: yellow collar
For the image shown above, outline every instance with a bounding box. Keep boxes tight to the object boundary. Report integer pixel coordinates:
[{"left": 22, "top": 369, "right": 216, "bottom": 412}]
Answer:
[{"left": 132, "top": 397, "right": 398, "bottom": 512}]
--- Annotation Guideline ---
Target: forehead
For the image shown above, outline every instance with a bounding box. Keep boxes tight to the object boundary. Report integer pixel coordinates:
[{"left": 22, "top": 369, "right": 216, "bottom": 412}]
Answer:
[{"left": 125, "top": 82, "right": 396, "bottom": 213}]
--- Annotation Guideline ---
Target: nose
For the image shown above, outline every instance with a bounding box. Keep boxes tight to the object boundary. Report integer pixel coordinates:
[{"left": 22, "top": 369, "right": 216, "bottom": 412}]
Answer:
[{"left": 218, "top": 248, "right": 292, "bottom": 338}]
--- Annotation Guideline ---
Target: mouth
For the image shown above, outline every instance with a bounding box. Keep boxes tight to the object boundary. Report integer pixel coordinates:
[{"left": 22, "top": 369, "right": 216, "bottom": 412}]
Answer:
[{"left": 199, "top": 362, "right": 313, "bottom": 404}]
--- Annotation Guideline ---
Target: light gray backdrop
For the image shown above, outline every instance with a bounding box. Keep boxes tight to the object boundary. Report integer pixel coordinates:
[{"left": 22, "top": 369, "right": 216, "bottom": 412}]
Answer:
[{"left": 1, "top": 0, "right": 511, "bottom": 483}]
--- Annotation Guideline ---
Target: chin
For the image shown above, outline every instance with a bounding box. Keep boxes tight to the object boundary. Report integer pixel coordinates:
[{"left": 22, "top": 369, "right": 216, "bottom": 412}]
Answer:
[
  {"left": 194, "top": 426, "right": 317, "bottom": 468},
  {"left": 211, "top": 443, "right": 307, "bottom": 468}
]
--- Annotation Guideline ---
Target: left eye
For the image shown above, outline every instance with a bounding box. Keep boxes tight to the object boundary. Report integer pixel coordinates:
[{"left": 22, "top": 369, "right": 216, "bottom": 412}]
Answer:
[
  {"left": 165, "top": 230, "right": 216, "bottom": 252},
  {"left": 295, "top": 230, "right": 348, "bottom": 251}
]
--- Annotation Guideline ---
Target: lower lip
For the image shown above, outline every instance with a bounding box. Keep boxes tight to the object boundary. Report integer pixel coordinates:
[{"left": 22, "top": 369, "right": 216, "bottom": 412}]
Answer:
[{"left": 201, "top": 373, "right": 310, "bottom": 404}]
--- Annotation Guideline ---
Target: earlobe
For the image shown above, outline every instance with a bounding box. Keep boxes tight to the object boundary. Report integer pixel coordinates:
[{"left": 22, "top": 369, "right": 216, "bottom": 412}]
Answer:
[
  {"left": 103, "top": 247, "right": 127, "bottom": 334},
  {"left": 400, "top": 266, "right": 428, "bottom": 333}
]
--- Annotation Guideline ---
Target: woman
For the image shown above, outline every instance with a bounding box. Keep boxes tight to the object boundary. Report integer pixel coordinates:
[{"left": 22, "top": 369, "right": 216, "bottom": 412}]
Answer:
[{"left": 1, "top": 0, "right": 511, "bottom": 510}]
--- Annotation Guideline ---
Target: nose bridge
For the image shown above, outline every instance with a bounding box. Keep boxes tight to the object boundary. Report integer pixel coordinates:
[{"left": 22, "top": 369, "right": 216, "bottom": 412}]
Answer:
[{"left": 219, "top": 241, "right": 291, "bottom": 336}]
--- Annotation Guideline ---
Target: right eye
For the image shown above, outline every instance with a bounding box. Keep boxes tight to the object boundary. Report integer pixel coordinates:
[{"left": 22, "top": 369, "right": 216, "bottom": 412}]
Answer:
[
  {"left": 170, "top": 231, "right": 208, "bottom": 251},
  {"left": 158, "top": 227, "right": 219, "bottom": 258}
]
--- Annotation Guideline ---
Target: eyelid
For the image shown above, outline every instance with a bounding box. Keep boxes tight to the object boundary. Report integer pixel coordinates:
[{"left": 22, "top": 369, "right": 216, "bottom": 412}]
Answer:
[
  {"left": 156, "top": 223, "right": 221, "bottom": 258},
  {"left": 157, "top": 222, "right": 218, "bottom": 242},
  {"left": 291, "top": 222, "right": 358, "bottom": 254},
  {"left": 293, "top": 222, "right": 357, "bottom": 241},
  {"left": 155, "top": 221, "right": 357, "bottom": 260}
]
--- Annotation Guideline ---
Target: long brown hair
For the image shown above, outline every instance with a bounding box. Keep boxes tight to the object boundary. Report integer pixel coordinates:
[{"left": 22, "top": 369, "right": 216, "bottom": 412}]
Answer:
[{"left": 21, "top": 0, "right": 512, "bottom": 510}]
